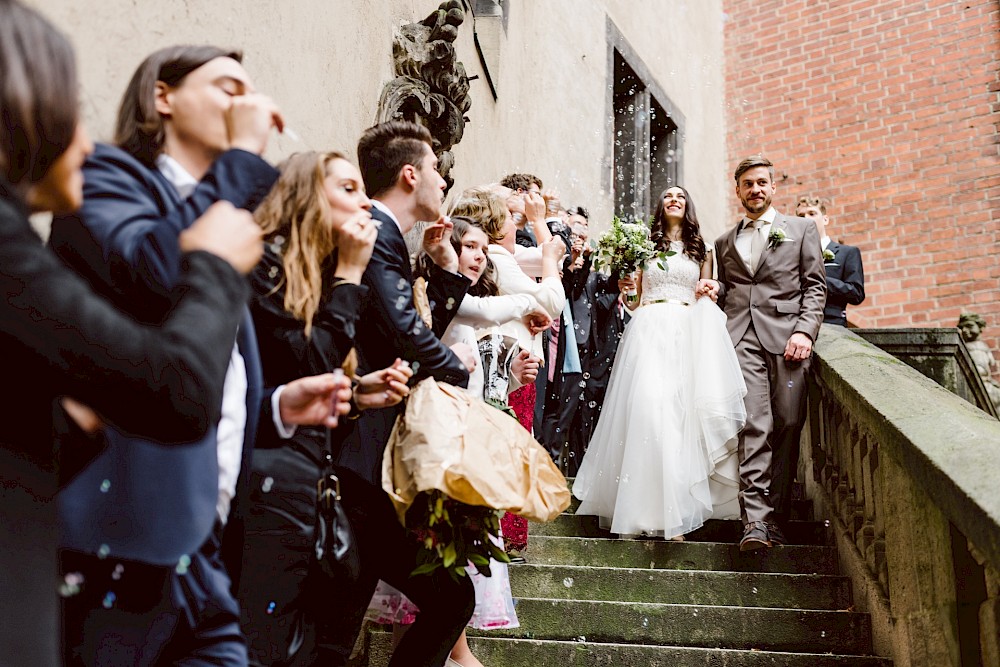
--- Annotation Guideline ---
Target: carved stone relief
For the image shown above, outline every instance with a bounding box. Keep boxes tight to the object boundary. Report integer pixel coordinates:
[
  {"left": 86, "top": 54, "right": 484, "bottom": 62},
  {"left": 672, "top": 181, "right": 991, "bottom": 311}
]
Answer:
[{"left": 376, "top": 0, "right": 472, "bottom": 191}]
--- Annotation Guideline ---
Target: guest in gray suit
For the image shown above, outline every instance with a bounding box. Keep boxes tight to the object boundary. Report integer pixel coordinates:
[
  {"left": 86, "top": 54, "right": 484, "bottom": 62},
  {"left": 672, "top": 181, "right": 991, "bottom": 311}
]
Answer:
[{"left": 712, "top": 156, "right": 827, "bottom": 551}]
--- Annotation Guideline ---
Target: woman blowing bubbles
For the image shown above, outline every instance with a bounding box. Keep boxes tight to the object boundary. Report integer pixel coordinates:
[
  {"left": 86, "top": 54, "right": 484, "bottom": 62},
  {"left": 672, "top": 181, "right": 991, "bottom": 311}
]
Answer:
[{"left": 573, "top": 186, "right": 747, "bottom": 540}]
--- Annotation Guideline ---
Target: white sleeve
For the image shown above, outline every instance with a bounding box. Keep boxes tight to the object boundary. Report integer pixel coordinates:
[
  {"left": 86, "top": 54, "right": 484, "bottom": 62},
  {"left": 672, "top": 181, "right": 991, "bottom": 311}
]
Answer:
[
  {"left": 513, "top": 245, "right": 544, "bottom": 278},
  {"left": 492, "top": 251, "right": 566, "bottom": 318},
  {"left": 454, "top": 292, "right": 540, "bottom": 328}
]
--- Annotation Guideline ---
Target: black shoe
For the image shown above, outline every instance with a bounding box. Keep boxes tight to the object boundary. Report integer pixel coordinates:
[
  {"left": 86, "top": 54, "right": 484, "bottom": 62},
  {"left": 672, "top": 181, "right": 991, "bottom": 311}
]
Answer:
[
  {"left": 765, "top": 522, "right": 788, "bottom": 546},
  {"left": 739, "top": 521, "right": 772, "bottom": 552}
]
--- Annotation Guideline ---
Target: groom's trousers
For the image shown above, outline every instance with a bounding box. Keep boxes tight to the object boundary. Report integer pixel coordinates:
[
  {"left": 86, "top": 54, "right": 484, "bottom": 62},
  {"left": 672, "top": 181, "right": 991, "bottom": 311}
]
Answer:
[{"left": 734, "top": 323, "right": 811, "bottom": 525}]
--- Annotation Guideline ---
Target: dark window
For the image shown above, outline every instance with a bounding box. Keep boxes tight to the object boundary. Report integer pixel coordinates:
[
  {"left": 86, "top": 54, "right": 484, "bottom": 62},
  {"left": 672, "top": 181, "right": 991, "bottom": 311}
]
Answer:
[{"left": 611, "top": 44, "right": 680, "bottom": 222}]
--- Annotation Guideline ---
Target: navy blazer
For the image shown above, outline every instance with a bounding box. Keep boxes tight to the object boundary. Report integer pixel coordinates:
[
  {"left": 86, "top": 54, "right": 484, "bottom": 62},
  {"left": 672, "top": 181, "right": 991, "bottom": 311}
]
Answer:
[
  {"left": 823, "top": 240, "right": 865, "bottom": 326},
  {"left": 49, "top": 143, "right": 278, "bottom": 567},
  {"left": 335, "top": 205, "right": 471, "bottom": 484}
]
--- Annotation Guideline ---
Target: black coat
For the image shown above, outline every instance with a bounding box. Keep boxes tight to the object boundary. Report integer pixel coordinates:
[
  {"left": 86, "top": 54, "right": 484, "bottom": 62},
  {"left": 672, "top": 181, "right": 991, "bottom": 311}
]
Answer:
[
  {"left": 335, "top": 205, "right": 471, "bottom": 484},
  {"left": 823, "top": 240, "right": 865, "bottom": 326},
  {"left": 0, "top": 179, "right": 247, "bottom": 666}
]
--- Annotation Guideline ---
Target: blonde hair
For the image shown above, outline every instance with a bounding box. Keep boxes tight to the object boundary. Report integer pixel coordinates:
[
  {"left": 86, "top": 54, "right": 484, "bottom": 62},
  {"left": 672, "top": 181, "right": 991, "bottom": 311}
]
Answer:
[
  {"left": 448, "top": 185, "right": 508, "bottom": 243},
  {"left": 254, "top": 150, "right": 347, "bottom": 338}
]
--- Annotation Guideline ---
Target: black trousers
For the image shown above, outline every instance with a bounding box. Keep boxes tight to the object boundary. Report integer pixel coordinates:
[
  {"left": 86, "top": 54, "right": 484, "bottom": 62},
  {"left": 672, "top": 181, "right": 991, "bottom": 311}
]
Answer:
[
  {"left": 240, "top": 447, "right": 474, "bottom": 667},
  {"left": 61, "top": 521, "right": 245, "bottom": 667}
]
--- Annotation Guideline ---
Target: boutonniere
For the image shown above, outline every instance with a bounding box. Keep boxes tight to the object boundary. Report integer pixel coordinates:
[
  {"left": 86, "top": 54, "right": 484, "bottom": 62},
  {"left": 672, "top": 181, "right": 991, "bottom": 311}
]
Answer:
[
  {"left": 766, "top": 228, "right": 791, "bottom": 250},
  {"left": 822, "top": 248, "right": 836, "bottom": 263}
]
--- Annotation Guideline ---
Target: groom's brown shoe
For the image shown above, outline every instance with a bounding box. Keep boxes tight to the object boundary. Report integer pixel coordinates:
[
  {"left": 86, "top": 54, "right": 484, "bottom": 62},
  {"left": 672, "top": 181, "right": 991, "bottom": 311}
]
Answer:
[
  {"left": 765, "top": 522, "right": 788, "bottom": 546},
  {"left": 740, "top": 521, "right": 772, "bottom": 551}
]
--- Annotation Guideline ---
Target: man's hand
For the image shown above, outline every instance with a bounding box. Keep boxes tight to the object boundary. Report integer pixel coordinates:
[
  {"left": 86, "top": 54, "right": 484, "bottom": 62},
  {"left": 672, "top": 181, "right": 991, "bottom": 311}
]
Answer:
[
  {"left": 61, "top": 398, "right": 103, "bottom": 434},
  {"left": 784, "top": 332, "right": 813, "bottom": 362},
  {"left": 524, "top": 192, "right": 546, "bottom": 223},
  {"left": 422, "top": 215, "right": 458, "bottom": 272},
  {"left": 279, "top": 372, "right": 352, "bottom": 428},
  {"left": 179, "top": 201, "right": 263, "bottom": 274},
  {"left": 450, "top": 341, "right": 478, "bottom": 373},
  {"left": 523, "top": 308, "right": 553, "bottom": 335},
  {"left": 511, "top": 350, "right": 540, "bottom": 386},
  {"left": 570, "top": 235, "right": 585, "bottom": 261},
  {"left": 227, "top": 92, "right": 284, "bottom": 155},
  {"left": 355, "top": 359, "right": 413, "bottom": 411},
  {"left": 695, "top": 278, "right": 719, "bottom": 302},
  {"left": 542, "top": 189, "right": 561, "bottom": 216}
]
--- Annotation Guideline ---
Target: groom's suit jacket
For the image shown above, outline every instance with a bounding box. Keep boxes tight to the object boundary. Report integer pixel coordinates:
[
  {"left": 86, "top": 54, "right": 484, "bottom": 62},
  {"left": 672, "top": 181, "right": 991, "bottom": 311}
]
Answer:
[
  {"left": 715, "top": 212, "right": 826, "bottom": 353},
  {"left": 48, "top": 143, "right": 278, "bottom": 571},
  {"left": 822, "top": 240, "right": 865, "bottom": 326}
]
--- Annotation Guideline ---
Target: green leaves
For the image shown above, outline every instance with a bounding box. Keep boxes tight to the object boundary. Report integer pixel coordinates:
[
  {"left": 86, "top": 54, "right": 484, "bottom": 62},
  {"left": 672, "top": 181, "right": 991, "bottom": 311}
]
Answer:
[
  {"left": 594, "top": 216, "right": 659, "bottom": 275},
  {"left": 405, "top": 489, "right": 507, "bottom": 582}
]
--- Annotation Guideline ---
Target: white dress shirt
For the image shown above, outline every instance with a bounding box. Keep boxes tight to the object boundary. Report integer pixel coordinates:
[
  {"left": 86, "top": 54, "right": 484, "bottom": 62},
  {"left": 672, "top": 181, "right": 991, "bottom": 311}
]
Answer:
[
  {"left": 156, "top": 153, "right": 292, "bottom": 523},
  {"left": 735, "top": 206, "right": 777, "bottom": 272},
  {"left": 821, "top": 235, "right": 831, "bottom": 251},
  {"left": 487, "top": 244, "right": 565, "bottom": 360}
]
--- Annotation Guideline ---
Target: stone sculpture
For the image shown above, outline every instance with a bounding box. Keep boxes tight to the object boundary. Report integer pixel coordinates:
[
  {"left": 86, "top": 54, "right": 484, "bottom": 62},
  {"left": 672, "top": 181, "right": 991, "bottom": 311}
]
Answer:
[
  {"left": 959, "top": 313, "right": 1000, "bottom": 413},
  {"left": 376, "top": 0, "right": 472, "bottom": 191}
]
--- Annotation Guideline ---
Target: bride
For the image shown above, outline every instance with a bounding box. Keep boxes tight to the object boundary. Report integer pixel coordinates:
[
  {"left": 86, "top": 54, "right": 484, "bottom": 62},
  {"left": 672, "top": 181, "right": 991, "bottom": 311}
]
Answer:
[{"left": 572, "top": 186, "right": 747, "bottom": 539}]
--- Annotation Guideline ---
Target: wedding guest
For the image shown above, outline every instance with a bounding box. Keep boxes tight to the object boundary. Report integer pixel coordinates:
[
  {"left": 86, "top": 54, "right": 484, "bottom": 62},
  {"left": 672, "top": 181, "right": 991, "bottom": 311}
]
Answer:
[
  {"left": 795, "top": 195, "right": 865, "bottom": 326},
  {"left": 715, "top": 157, "right": 826, "bottom": 550},
  {"left": 238, "top": 151, "right": 416, "bottom": 664},
  {"left": 542, "top": 207, "right": 628, "bottom": 474},
  {"left": 500, "top": 172, "right": 549, "bottom": 248},
  {"left": 373, "top": 215, "right": 550, "bottom": 667},
  {"left": 450, "top": 187, "right": 565, "bottom": 555},
  {"left": 49, "top": 45, "right": 349, "bottom": 665},
  {"left": 323, "top": 120, "right": 477, "bottom": 667},
  {"left": 0, "top": 5, "right": 267, "bottom": 662}
]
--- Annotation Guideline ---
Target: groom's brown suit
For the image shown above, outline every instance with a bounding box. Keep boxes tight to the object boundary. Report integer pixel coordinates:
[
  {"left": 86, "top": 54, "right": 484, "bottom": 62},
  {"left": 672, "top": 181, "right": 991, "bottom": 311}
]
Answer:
[{"left": 715, "top": 212, "right": 826, "bottom": 525}]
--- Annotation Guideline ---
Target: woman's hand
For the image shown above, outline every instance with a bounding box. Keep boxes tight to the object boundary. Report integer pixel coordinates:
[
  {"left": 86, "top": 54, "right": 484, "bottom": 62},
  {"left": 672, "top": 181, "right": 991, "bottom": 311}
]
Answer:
[
  {"left": 522, "top": 308, "right": 552, "bottom": 335},
  {"left": 541, "top": 237, "right": 566, "bottom": 261},
  {"left": 354, "top": 359, "right": 413, "bottom": 411},
  {"left": 511, "top": 350, "right": 540, "bottom": 386},
  {"left": 695, "top": 278, "right": 719, "bottom": 302},
  {"left": 334, "top": 211, "right": 378, "bottom": 284}
]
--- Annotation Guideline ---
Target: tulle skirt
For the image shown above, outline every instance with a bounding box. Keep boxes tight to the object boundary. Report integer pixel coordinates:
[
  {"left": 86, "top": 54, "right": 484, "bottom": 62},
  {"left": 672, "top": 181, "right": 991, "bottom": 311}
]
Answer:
[{"left": 572, "top": 298, "right": 747, "bottom": 537}]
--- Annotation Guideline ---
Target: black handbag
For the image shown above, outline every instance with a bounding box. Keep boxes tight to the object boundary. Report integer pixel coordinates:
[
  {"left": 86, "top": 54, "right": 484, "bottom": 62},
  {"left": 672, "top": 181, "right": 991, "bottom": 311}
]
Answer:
[{"left": 313, "top": 466, "right": 359, "bottom": 580}]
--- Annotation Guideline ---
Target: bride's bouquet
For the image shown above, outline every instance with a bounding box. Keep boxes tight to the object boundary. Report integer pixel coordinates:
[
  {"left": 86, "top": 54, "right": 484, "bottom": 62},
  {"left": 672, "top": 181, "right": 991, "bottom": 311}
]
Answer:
[{"left": 592, "top": 216, "right": 663, "bottom": 304}]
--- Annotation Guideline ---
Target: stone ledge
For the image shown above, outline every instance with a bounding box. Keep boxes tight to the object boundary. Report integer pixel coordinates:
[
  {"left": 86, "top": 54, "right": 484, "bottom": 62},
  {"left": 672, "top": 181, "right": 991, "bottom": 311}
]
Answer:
[{"left": 813, "top": 325, "right": 1000, "bottom": 570}]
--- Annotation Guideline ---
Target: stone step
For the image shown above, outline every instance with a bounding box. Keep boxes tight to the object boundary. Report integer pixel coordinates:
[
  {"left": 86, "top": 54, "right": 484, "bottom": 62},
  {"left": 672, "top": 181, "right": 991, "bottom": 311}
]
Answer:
[
  {"left": 366, "top": 632, "right": 892, "bottom": 666},
  {"left": 509, "top": 563, "right": 852, "bottom": 610},
  {"left": 527, "top": 535, "right": 839, "bottom": 575},
  {"left": 533, "top": 515, "right": 831, "bottom": 545},
  {"left": 563, "top": 494, "right": 814, "bottom": 521},
  {"left": 487, "top": 597, "right": 874, "bottom": 655}
]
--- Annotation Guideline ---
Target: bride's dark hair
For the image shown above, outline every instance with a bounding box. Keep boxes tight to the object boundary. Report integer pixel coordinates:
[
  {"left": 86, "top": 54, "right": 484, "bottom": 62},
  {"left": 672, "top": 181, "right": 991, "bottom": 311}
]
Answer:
[{"left": 650, "top": 186, "right": 706, "bottom": 265}]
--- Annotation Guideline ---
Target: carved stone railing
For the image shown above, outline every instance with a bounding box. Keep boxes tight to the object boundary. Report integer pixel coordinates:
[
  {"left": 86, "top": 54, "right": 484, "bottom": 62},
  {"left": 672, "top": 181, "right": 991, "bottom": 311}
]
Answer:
[{"left": 803, "top": 326, "right": 1000, "bottom": 666}]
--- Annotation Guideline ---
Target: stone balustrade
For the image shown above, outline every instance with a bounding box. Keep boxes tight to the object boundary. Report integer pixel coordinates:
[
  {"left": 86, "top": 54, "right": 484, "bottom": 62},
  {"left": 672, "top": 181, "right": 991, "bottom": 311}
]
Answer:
[{"left": 803, "top": 325, "right": 1000, "bottom": 667}]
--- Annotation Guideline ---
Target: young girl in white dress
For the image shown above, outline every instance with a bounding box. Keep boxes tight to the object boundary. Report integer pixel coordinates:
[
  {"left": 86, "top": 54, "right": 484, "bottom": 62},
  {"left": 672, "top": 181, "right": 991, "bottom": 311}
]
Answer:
[
  {"left": 368, "top": 216, "right": 551, "bottom": 667},
  {"left": 573, "top": 186, "right": 748, "bottom": 539}
]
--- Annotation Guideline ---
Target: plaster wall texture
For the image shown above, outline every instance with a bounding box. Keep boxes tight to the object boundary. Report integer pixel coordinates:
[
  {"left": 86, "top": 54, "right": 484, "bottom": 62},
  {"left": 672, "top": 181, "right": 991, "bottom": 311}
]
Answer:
[{"left": 29, "top": 0, "right": 729, "bottom": 241}]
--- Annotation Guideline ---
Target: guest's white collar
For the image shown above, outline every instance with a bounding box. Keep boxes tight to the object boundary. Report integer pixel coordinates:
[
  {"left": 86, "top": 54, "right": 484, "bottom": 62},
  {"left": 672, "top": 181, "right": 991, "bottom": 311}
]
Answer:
[
  {"left": 371, "top": 200, "right": 403, "bottom": 233},
  {"left": 821, "top": 235, "right": 831, "bottom": 250},
  {"left": 155, "top": 153, "right": 199, "bottom": 199}
]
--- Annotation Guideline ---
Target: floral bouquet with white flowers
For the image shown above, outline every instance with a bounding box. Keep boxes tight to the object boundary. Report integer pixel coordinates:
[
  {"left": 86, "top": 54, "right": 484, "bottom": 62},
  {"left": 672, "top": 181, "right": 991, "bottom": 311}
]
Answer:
[{"left": 592, "top": 216, "right": 661, "bottom": 276}]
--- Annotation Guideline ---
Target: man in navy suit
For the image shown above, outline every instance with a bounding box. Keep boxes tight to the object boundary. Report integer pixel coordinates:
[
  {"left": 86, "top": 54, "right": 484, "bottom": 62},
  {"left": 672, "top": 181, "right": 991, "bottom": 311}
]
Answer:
[
  {"left": 323, "top": 121, "right": 477, "bottom": 667},
  {"left": 795, "top": 196, "right": 866, "bottom": 326},
  {"left": 49, "top": 46, "right": 348, "bottom": 666}
]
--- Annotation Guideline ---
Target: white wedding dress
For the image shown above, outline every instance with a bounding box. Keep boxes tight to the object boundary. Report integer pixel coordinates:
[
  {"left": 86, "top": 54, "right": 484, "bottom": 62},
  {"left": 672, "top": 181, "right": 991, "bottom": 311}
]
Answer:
[{"left": 573, "top": 241, "right": 747, "bottom": 537}]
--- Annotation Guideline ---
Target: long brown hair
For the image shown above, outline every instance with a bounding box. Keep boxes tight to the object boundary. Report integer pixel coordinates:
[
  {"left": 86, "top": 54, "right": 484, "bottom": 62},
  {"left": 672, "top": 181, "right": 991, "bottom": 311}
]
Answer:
[
  {"left": 0, "top": 0, "right": 78, "bottom": 200},
  {"left": 650, "top": 185, "right": 706, "bottom": 265},
  {"left": 254, "top": 150, "right": 348, "bottom": 337},
  {"left": 114, "top": 45, "right": 242, "bottom": 167}
]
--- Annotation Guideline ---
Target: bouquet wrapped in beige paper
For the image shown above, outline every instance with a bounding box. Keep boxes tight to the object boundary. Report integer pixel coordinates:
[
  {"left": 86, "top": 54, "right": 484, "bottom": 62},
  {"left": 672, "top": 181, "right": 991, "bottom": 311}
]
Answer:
[{"left": 382, "top": 377, "right": 571, "bottom": 524}]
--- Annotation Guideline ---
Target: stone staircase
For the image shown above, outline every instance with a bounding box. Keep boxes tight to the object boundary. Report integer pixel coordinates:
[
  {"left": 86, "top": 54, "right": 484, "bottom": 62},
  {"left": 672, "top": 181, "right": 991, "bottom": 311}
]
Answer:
[{"left": 365, "top": 484, "right": 892, "bottom": 666}]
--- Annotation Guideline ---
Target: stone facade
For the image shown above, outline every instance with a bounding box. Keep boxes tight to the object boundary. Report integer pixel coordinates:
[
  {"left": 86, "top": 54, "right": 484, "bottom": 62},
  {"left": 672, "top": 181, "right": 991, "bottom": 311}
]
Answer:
[
  {"left": 724, "top": 0, "right": 1000, "bottom": 366},
  {"left": 29, "top": 0, "right": 729, "bottom": 240}
]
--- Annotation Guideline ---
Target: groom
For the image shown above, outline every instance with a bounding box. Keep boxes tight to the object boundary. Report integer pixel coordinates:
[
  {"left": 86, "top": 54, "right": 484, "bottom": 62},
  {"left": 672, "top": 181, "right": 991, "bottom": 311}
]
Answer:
[{"left": 713, "top": 156, "right": 826, "bottom": 550}]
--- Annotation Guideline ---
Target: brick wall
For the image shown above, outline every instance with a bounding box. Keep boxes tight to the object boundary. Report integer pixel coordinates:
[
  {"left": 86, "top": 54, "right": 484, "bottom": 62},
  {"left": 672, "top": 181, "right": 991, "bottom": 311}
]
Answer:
[{"left": 724, "top": 0, "right": 1000, "bottom": 368}]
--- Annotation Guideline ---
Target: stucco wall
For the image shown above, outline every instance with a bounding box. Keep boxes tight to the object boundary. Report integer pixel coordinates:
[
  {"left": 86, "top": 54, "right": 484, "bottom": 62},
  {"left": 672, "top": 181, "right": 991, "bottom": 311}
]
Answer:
[{"left": 29, "top": 0, "right": 728, "bottom": 240}]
